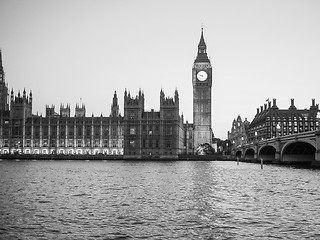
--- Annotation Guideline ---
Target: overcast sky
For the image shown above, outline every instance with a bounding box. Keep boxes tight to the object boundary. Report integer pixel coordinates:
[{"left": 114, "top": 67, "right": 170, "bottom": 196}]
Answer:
[{"left": 1, "top": 0, "right": 319, "bottom": 139}]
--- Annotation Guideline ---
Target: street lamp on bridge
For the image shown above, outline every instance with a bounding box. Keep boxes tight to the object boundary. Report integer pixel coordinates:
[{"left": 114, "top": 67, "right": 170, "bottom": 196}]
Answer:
[{"left": 226, "top": 142, "right": 229, "bottom": 155}]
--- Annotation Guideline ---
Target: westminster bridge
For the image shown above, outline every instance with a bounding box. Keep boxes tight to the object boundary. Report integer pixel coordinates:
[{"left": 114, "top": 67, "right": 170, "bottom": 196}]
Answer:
[{"left": 232, "top": 130, "right": 320, "bottom": 167}]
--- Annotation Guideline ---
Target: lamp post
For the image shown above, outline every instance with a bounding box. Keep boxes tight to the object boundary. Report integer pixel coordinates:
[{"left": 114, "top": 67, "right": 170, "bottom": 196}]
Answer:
[
  {"left": 226, "top": 142, "right": 229, "bottom": 156},
  {"left": 232, "top": 140, "right": 235, "bottom": 158}
]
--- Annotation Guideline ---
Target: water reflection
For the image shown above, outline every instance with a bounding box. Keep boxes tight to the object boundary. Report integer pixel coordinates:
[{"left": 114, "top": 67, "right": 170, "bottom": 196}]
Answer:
[{"left": 0, "top": 160, "right": 320, "bottom": 239}]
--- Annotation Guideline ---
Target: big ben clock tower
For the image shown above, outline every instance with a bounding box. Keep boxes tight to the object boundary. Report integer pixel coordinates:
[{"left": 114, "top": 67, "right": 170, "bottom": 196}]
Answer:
[{"left": 192, "top": 28, "right": 213, "bottom": 149}]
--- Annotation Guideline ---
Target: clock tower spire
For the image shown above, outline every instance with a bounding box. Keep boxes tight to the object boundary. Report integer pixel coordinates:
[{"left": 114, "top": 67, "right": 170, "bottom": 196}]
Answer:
[
  {"left": 192, "top": 28, "right": 213, "bottom": 151},
  {"left": 195, "top": 28, "right": 210, "bottom": 63}
]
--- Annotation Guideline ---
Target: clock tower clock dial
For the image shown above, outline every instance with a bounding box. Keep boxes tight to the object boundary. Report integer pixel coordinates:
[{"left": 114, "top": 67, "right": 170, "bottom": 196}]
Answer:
[
  {"left": 192, "top": 28, "right": 213, "bottom": 150},
  {"left": 197, "top": 70, "right": 207, "bottom": 81}
]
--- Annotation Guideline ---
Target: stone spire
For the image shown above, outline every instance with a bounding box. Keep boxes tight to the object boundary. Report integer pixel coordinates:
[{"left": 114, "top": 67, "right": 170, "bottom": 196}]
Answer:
[
  {"left": 112, "top": 91, "right": 118, "bottom": 106},
  {"left": 194, "top": 28, "right": 210, "bottom": 63},
  {"left": 111, "top": 91, "right": 119, "bottom": 117},
  {"left": 198, "top": 28, "right": 206, "bottom": 48},
  {"left": 0, "top": 49, "right": 4, "bottom": 82}
]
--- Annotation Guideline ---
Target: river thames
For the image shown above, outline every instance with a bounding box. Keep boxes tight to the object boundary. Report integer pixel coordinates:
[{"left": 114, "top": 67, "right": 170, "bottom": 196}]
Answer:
[{"left": 0, "top": 160, "right": 319, "bottom": 239}]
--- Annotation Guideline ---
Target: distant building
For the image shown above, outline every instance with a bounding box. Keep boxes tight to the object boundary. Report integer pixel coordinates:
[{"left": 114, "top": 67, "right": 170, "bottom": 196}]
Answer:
[
  {"left": 247, "top": 99, "right": 319, "bottom": 142},
  {"left": 228, "top": 115, "right": 250, "bottom": 147}
]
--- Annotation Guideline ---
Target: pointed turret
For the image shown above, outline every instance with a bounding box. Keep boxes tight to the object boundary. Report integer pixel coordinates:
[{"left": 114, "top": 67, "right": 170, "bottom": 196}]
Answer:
[
  {"left": 175, "top": 88, "right": 179, "bottom": 109},
  {"left": 198, "top": 28, "right": 206, "bottom": 48},
  {"left": 174, "top": 88, "right": 179, "bottom": 101},
  {"left": 112, "top": 91, "right": 117, "bottom": 105},
  {"left": 111, "top": 91, "right": 119, "bottom": 117},
  {"left": 0, "top": 49, "right": 4, "bottom": 82},
  {"left": 194, "top": 28, "right": 210, "bottom": 63},
  {"left": 160, "top": 88, "right": 165, "bottom": 103}
]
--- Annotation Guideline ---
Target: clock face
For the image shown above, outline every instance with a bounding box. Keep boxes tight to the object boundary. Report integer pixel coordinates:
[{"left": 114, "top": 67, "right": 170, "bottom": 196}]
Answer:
[{"left": 197, "top": 71, "right": 207, "bottom": 81}]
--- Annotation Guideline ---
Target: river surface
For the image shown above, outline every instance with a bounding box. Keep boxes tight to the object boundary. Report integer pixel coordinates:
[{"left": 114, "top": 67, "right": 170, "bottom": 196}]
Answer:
[{"left": 0, "top": 160, "right": 320, "bottom": 240}]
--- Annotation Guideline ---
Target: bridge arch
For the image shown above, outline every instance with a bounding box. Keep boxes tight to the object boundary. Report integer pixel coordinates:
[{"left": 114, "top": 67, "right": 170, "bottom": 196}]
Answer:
[
  {"left": 259, "top": 145, "right": 276, "bottom": 161},
  {"left": 281, "top": 140, "right": 316, "bottom": 163},
  {"left": 244, "top": 148, "right": 255, "bottom": 160},
  {"left": 235, "top": 150, "right": 242, "bottom": 159}
]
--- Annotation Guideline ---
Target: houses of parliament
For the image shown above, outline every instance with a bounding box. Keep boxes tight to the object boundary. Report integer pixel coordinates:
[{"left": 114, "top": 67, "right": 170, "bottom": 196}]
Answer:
[{"left": 0, "top": 29, "right": 214, "bottom": 158}]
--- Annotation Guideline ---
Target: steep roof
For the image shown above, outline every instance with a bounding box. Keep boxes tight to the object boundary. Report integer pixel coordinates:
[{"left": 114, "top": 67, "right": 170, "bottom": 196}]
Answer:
[{"left": 194, "top": 28, "right": 210, "bottom": 63}]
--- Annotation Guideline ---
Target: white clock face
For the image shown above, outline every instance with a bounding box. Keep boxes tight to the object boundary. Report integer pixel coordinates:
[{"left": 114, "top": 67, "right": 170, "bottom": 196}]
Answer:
[{"left": 197, "top": 71, "right": 207, "bottom": 81}]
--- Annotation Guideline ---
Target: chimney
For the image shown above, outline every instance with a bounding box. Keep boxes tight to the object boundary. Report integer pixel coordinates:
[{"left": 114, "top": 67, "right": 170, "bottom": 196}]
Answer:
[
  {"left": 257, "top": 108, "right": 259, "bottom": 114},
  {"left": 268, "top": 101, "right": 271, "bottom": 109},
  {"left": 271, "top": 98, "right": 279, "bottom": 109},
  {"left": 289, "top": 98, "right": 297, "bottom": 110},
  {"left": 260, "top": 106, "right": 263, "bottom": 112},
  {"left": 264, "top": 104, "right": 267, "bottom": 111}
]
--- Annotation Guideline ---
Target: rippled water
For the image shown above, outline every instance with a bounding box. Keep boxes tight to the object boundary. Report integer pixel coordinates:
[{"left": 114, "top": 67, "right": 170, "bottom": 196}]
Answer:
[{"left": 0, "top": 160, "right": 320, "bottom": 239}]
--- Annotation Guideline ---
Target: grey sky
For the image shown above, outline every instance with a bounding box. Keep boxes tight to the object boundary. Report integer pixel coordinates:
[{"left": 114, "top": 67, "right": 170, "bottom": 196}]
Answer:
[{"left": 1, "top": 0, "right": 319, "bottom": 139}]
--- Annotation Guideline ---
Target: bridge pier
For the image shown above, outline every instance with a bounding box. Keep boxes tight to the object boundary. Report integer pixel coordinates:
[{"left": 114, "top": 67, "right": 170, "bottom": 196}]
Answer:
[
  {"left": 274, "top": 138, "right": 281, "bottom": 163},
  {"left": 312, "top": 131, "right": 320, "bottom": 167},
  {"left": 254, "top": 144, "right": 258, "bottom": 160}
]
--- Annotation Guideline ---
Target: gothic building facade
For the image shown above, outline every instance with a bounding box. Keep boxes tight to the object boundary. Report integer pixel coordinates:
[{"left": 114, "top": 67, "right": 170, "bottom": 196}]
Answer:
[
  {"left": 0, "top": 29, "right": 215, "bottom": 156},
  {"left": 123, "top": 89, "right": 185, "bottom": 158},
  {"left": 1, "top": 88, "right": 123, "bottom": 155}
]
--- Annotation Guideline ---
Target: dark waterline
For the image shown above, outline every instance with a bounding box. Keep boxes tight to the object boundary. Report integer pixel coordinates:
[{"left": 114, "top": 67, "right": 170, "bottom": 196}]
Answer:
[{"left": 1, "top": 160, "right": 320, "bottom": 239}]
